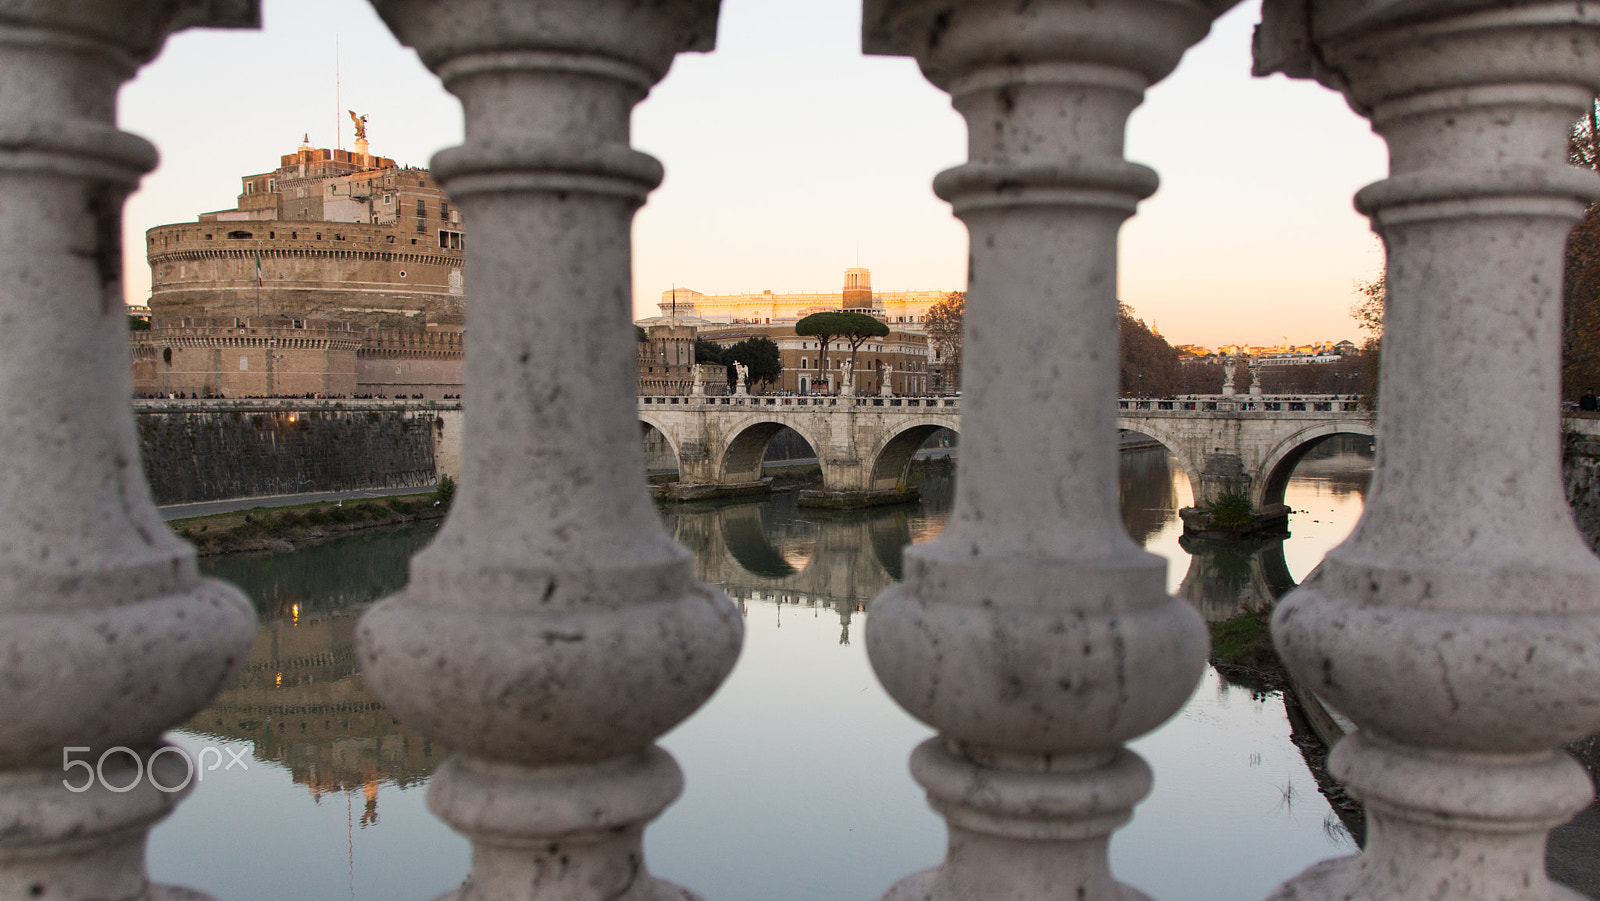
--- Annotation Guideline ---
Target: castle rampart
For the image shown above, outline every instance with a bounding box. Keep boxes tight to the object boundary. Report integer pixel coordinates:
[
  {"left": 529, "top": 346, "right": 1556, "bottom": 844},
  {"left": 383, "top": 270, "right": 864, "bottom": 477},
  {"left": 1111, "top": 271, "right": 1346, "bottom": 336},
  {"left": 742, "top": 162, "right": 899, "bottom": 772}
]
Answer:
[{"left": 147, "top": 220, "right": 464, "bottom": 327}]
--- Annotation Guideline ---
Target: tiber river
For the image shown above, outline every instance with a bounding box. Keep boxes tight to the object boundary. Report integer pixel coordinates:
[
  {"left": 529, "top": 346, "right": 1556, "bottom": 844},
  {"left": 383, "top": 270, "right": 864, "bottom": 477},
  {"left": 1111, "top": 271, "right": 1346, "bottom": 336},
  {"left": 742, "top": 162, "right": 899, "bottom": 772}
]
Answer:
[{"left": 147, "top": 437, "right": 1374, "bottom": 901}]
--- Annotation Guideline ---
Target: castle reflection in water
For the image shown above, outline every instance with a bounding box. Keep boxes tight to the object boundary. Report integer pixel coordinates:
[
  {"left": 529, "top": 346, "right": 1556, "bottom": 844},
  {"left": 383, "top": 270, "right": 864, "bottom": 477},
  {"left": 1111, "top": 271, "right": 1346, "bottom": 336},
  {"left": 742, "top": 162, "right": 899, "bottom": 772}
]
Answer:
[
  {"left": 188, "top": 525, "right": 442, "bottom": 826},
  {"left": 184, "top": 440, "right": 1371, "bottom": 828}
]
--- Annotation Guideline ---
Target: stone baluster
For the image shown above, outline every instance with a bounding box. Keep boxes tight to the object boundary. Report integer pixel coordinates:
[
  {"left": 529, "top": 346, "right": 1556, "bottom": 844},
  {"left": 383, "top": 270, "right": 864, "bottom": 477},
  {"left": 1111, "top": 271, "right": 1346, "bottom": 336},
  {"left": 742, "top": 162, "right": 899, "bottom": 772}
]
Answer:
[
  {"left": 861, "top": 2, "right": 1236, "bottom": 898},
  {"left": 356, "top": 3, "right": 741, "bottom": 900},
  {"left": 1255, "top": 3, "right": 1600, "bottom": 900},
  {"left": 0, "top": 4, "right": 258, "bottom": 899}
]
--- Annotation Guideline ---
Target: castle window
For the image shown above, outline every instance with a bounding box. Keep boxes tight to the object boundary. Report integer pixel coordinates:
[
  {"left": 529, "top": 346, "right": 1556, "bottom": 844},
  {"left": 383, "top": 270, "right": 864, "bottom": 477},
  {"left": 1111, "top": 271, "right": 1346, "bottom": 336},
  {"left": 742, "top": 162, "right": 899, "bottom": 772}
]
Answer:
[
  {"left": 399, "top": 270, "right": 407, "bottom": 278},
  {"left": 227, "top": 230, "right": 252, "bottom": 240},
  {"left": 386, "top": 235, "right": 395, "bottom": 244},
  {"left": 267, "top": 179, "right": 275, "bottom": 192},
  {"left": 384, "top": 194, "right": 394, "bottom": 205},
  {"left": 416, "top": 219, "right": 425, "bottom": 233},
  {"left": 315, "top": 233, "right": 321, "bottom": 240},
  {"left": 416, "top": 199, "right": 426, "bottom": 217},
  {"left": 203, "top": 233, "right": 212, "bottom": 240},
  {"left": 269, "top": 232, "right": 275, "bottom": 239},
  {"left": 441, "top": 201, "right": 450, "bottom": 220},
  {"left": 335, "top": 234, "right": 344, "bottom": 241}
]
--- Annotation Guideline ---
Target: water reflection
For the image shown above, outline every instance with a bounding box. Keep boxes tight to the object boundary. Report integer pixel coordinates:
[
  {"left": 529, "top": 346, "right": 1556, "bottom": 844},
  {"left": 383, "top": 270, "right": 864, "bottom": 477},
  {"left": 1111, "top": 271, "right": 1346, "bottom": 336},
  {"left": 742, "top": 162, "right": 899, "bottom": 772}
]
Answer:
[
  {"left": 1176, "top": 536, "right": 1299, "bottom": 623},
  {"left": 190, "top": 525, "right": 441, "bottom": 814},
  {"left": 157, "top": 440, "right": 1374, "bottom": 901},
  {"left": 1121, "top": 443, "right": 1185, "bottom": 545}
]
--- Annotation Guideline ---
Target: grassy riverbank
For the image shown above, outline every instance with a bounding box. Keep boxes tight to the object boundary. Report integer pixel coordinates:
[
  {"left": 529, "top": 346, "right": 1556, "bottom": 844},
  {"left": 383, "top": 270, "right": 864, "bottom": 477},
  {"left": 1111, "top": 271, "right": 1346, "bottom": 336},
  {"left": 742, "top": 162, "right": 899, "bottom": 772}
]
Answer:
[{"left": 171, "top": 484, "right": 452, "bottom": 557}]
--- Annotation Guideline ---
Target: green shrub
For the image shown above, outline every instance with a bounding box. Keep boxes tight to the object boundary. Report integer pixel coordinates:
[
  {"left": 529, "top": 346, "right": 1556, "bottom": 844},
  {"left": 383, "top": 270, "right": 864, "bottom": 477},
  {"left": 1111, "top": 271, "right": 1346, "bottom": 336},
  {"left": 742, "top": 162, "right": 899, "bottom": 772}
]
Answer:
[
  {"left": 434, "top": 473, "right": 456, "bottom": 507},
  {"left": 1207, "top": 488, "right": 1254, "bottom": 530}
]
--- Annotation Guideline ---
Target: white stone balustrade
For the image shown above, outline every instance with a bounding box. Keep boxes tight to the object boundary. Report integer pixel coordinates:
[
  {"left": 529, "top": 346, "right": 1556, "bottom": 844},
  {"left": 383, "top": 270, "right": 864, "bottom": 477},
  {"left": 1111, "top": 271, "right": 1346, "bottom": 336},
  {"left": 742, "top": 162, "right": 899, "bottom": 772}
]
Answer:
[
  {"left": 1256, "top": 3, "right": 1600, "bottom": 900},
  {"left": 860, "top": 2, "right": 1234, "bottom": 899},
  {"left": 0, "top": 3, "right": 258, "bottom": 899},
  {"left": 353, "top": 3, "right": 742, "bottom": 900},
  {"left": 2, "top": 2, "right": 1598, "bottom": 900}
]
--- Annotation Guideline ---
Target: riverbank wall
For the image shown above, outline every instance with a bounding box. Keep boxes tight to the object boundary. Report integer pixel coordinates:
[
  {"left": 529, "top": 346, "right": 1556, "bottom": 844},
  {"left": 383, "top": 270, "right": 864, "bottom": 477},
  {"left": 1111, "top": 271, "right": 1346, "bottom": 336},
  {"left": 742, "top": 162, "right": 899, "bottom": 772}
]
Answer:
[
  {"left": 136, "top": 400, "right": 462, "bottom": 505},
  {"left": 1566, "top": 419, "right": 1600, "bottom": 553}
]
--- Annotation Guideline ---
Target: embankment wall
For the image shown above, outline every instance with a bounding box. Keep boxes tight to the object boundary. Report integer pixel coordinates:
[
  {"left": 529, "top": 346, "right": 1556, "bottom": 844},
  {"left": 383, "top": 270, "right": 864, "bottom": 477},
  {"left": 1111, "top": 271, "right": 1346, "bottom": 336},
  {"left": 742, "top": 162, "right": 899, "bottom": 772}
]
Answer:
[{"left": 137, "top": 401, "right": 459, "bottom": 505}]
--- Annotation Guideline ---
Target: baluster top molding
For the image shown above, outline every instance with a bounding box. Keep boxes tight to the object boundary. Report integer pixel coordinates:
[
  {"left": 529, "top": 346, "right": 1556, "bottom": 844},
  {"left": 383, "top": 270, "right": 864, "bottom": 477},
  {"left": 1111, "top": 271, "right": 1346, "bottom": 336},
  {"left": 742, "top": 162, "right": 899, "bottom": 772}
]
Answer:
[
  {"left": 0, "top": 1, "right": 259, "bottom": 61},
  {"left": 370, "top": 0, "right": 717, "bottom": 79},
  {"left": 863, "top": 0, "right": 1242, "bottom": 87}
]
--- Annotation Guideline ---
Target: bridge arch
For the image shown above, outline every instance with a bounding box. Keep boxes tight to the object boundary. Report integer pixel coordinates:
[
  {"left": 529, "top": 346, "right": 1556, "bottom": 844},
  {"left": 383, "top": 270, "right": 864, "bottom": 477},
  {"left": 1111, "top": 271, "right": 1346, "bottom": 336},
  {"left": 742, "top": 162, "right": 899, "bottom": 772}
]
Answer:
[
  {"left": 1254, "top": 421, "right": 1376, "bottom": 509},
  {"left": 1114, "top": 416, "right": 1202, "bottom": 499},
  {"left": 862, "top": 416, "right": 960, "bottom": 492},
  {"left": 717, "top": 416, "right": 826, "bottom": 484},
  {"left": 638, "top": 412, "right": 685, "bottom": 471}
]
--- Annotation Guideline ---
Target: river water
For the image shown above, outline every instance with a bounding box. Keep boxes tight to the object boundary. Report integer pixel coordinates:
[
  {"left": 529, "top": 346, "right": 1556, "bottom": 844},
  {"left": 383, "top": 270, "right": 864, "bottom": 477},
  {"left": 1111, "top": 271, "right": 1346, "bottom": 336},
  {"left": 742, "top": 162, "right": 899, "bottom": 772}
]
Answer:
[{"left": 149, "top": 437, "right": 1373, "bottom": 901}]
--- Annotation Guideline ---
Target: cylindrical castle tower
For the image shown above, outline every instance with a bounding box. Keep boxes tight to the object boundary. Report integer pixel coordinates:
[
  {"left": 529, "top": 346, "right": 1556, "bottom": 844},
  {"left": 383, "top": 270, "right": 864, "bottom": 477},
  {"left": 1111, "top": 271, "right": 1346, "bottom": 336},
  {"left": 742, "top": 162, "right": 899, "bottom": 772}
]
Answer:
[
  {"left": 146, "top": 221, "right": 465, "bottom": 328},
  {"left": 145, "top": 143, "right": 466, "bottom": 331}
]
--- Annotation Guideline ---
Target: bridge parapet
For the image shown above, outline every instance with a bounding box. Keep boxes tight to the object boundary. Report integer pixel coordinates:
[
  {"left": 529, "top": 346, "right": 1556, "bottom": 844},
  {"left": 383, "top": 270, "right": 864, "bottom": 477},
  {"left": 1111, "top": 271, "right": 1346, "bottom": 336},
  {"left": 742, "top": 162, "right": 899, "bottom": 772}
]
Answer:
[
  {"left": 640, "top": 394, "right": 961, "bottom": 412},
  {"left": 1119, "top": 394, "right": 1363, "bottom": 415}
]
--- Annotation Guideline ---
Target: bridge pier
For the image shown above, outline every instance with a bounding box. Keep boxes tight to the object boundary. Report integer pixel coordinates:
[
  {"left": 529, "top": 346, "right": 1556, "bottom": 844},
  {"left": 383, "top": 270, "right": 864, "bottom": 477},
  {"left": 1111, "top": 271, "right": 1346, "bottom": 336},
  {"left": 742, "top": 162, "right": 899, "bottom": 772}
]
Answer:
[
  {"left": 1178, "top": 451, "right": 1289, "bottom": 539},
  {"left": 659, "top": 438, "right": 774, "bottom": 502}
]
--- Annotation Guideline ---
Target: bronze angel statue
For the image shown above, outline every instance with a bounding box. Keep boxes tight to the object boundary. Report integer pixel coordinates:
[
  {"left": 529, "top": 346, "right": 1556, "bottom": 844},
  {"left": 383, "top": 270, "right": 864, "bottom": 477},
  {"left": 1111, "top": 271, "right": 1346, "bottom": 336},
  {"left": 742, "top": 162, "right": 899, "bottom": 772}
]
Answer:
[{"left": 348, "top": 110, "right": 368, "bottom": 141}]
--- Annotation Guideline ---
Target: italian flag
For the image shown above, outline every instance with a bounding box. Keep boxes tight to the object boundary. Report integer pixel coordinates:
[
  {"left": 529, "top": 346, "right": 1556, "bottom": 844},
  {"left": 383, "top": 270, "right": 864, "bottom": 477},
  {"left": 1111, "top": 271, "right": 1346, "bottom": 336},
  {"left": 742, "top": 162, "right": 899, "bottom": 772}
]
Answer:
[{"left": 255, "top": 249, "right": 263, "bottom": 287}]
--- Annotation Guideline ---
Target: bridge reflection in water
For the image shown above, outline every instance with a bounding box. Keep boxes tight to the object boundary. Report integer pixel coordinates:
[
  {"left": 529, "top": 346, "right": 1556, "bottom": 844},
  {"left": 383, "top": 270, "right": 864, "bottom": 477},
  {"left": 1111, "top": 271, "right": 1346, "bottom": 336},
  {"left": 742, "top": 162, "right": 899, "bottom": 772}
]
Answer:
[{"left": 158, "top": 440, "right": 1371, "bottom": 901}]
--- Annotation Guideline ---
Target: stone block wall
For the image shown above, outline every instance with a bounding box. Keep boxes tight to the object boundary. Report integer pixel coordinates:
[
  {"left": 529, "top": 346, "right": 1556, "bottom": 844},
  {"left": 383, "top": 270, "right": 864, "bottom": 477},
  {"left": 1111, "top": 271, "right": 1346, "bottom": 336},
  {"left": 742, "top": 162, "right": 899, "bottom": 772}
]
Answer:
[
  {"left": 138, "top": 407, "right": 438, "bottom": 504},
  {"left": 355, "top": 353, "right": 463, "bottom": 397},
  {"left": 1565, "top": 432, "right": 1600, "bottom": 554}
]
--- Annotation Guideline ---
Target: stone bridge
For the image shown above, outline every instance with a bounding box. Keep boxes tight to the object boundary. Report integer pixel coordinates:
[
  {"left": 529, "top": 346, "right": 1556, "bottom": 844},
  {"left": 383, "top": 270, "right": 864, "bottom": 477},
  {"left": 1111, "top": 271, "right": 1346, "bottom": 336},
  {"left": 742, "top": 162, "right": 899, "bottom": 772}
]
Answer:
[
  {"left": 1117, "top": 397, "right": 1375, "bottom": 510},
  {"left": 641, "top": 393, "right": 1374, "bottom": 515},
  {"left": 639, "top": 394, "right": 960, "bottom": 506}
]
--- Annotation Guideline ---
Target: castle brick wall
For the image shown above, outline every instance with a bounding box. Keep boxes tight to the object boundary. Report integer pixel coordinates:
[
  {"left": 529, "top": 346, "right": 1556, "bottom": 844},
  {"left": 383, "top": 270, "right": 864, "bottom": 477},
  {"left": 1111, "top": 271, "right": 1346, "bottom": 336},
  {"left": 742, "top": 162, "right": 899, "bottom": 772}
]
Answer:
[
  {"left": 133, "top": 319, "right": 363, "bottom": 397},
  {"left": 146, "top": 221, "right": 465, "bottom": 328},
  {"left": 356, "top": 355, "right": 463, "bottom": 397}
]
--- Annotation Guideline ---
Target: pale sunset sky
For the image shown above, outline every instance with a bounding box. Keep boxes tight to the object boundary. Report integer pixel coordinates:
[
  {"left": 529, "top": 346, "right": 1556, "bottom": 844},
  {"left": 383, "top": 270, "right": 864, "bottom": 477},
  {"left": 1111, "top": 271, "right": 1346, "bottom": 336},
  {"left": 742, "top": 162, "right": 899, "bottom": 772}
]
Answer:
[{"left": 120, "top": 0, "right": 1388, "bottom": 349}]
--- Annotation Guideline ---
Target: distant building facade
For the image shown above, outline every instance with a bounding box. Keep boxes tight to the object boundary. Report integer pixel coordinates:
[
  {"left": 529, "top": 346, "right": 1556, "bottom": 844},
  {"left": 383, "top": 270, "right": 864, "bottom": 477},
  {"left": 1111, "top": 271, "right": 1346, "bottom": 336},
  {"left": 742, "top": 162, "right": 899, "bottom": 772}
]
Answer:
[
  {"left": 656, "top": 268, "right": 950, "bottom": 331},
  {"left": 637, "top": 321, "right": 726, "bottom": 396},
  {"left": 697, "top": 322, "right": 930, "bottom": 396}
]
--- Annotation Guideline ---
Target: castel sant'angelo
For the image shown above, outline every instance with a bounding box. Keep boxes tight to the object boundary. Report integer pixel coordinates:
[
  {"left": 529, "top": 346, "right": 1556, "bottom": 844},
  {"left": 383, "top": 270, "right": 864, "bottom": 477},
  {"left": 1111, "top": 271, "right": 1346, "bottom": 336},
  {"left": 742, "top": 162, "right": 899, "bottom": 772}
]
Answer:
[{"left": 133, "top": 117, "right": 466, "bottom": 398}]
